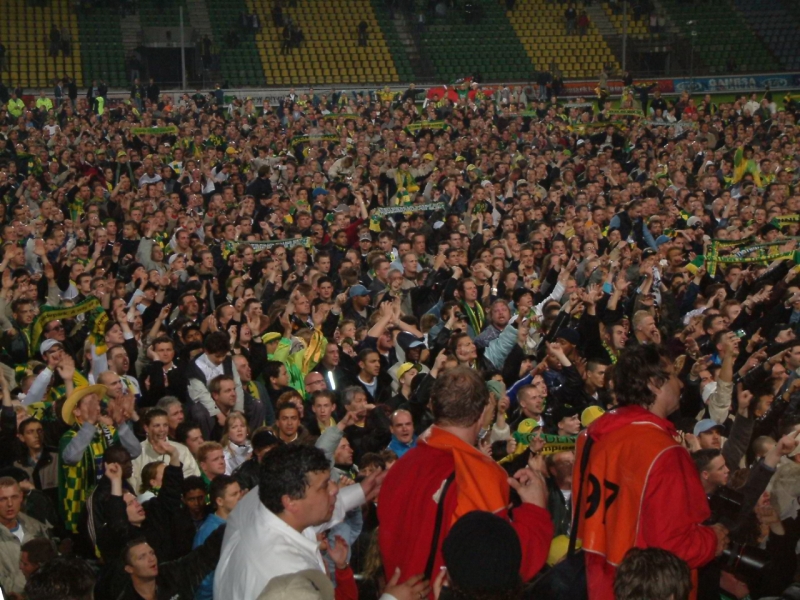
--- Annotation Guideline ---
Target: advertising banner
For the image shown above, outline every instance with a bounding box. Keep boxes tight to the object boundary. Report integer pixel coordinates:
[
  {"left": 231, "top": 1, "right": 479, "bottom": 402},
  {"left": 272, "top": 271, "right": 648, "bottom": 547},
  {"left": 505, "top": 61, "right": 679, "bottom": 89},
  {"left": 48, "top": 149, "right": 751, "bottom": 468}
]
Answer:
[{"left": 672, "top": 73, "right": 800, "bottom": 94}]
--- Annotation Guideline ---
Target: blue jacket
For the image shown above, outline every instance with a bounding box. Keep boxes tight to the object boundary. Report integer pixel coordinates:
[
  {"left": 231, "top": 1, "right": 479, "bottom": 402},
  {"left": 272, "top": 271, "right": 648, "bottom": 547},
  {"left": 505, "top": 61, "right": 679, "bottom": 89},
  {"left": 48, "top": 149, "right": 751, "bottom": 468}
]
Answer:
[
  {"left": 193, "top": 512, "right": 225, "bottom": 600},
  {"left": 388, "top": 434, "right": 417, "bottom": 458}
]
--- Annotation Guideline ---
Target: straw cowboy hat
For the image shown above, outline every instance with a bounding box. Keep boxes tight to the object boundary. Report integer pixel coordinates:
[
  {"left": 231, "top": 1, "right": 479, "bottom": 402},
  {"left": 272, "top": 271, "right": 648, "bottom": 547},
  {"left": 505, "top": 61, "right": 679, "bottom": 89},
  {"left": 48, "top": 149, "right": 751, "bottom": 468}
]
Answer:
[{"left": 61, "top": 384, "right": 107, "bottom": 426}]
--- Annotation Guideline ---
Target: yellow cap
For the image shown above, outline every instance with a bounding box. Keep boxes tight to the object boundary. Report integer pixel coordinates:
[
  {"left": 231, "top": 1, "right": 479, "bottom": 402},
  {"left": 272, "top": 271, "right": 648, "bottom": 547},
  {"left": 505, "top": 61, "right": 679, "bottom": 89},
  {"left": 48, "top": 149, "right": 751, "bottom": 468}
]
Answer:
[
  {"left": 548, "top": 535, "right": 580, "bottom": 566},
  {"left": 581, "top": 406, "right": 605, "bottom": 428},
  {"left": 396, "top": 362, "right": 418, "bottom": 381},
  {"left": 262, "top": 332, "right": 281, "bottom": 344}
]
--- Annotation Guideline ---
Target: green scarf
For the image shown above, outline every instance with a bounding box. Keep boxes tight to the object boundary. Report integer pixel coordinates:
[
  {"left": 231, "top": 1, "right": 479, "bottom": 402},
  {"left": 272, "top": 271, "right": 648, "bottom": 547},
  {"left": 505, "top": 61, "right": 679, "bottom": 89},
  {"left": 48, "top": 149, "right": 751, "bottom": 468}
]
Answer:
[
  {"left": 461, "top": 301, "right": 485, "bottom": 336},
  {"left": 58, "top": 423, "right": 116, "bottom": 533},
  {"left": 602, "top": 340, "right": 618, "bottom": 364}
]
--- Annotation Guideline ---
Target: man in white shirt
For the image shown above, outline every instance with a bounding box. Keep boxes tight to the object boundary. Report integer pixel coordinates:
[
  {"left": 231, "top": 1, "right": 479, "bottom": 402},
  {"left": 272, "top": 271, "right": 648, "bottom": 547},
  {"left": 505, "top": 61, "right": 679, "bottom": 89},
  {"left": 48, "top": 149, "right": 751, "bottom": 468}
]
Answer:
[
  {"left": 214, "top": 444, "right": 384, "bottom": 600},
  {"left": 128, "top": 408, "right": 201, "bottom": 493}
]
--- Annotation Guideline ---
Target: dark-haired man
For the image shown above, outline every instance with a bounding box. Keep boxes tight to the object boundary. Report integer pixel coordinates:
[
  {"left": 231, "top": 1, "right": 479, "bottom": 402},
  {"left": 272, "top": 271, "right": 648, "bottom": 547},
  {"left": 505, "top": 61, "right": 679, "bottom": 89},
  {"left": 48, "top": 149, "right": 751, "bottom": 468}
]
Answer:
[
  {"left": 186, "top": 332, "right": 244, "bottom": 437},
  {"left": 193, "top": 475, "right": 242, "bottom": 600},
  {"left": 214, "top": 443, "right": 384, "bottom": 600},
  {"left": 573, "top": 345, "right": 728, "bottom": 600},
  {"left": 14, "top": 418, "right": 58, "bottom": 501},
  {"left": 119, "top": 526, "right": 226, "bottom": 600},
  {"left": 24, "top": 556, "right": 96, "bottom": 600}
]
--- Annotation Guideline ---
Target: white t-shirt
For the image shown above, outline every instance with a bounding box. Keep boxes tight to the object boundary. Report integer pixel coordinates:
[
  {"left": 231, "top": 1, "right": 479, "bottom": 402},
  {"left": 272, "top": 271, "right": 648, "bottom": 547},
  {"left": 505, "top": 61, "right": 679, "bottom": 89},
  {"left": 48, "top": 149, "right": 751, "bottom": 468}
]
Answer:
[{"left": 9, "top": 521, "right": 24, "bottom": 544}]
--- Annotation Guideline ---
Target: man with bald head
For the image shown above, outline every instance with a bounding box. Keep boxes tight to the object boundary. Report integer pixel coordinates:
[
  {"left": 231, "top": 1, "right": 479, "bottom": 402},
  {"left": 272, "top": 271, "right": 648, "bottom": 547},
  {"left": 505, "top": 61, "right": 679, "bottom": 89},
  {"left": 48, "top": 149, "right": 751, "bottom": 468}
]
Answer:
[{"left": 387, "top": 409, "right": 416, "bottom": 458}]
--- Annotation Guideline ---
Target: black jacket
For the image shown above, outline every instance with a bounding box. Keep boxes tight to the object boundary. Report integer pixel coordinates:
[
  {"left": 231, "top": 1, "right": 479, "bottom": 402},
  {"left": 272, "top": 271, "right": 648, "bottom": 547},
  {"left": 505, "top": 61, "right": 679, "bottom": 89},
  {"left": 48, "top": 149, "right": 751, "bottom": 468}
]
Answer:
[
  {"left": 141, "top": 360, "right": 187, "bottom": 407},
  {"left": 115, "top": 525, "right": 226, "bottom": 600},
  {"left": 95, "top": 465, "right": 196, "bottom": 599},
  {"left": 245, "top": 176, "right": 273, "bottom": 200}
]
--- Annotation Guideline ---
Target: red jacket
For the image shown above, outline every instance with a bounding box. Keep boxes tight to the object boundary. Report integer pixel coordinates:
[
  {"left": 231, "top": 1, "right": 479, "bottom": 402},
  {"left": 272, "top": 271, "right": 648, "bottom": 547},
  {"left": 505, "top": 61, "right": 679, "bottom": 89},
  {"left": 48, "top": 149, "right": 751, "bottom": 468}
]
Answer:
[
  {"left": 378, "top": 441, "right": 553, "bottom": 591},
  {"left": 576, "top": 406, "right": 717, "bottom": 600}
]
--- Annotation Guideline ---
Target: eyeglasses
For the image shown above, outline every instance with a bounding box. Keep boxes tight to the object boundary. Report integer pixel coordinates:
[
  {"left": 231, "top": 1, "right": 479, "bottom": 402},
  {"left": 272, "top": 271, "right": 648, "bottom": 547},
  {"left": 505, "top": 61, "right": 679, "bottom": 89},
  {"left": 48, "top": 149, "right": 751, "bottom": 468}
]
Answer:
[{"left": 47, "top": 324, "right": 64, "bottom": 332}]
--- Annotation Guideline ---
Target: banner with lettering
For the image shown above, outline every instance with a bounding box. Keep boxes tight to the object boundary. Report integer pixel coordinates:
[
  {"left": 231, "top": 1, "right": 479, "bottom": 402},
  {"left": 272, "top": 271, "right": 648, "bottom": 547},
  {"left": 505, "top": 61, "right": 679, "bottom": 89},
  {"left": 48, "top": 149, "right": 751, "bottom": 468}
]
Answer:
[
  {"left": 131, "top": 125, "right": 179, "bottom": 136},
  {"left": 237, "top": 237, "right": 314, "bottom": 251},
  {"left": 31, "top": 296, "right": 102, "bottom": 352},
  {"left": 374, "top": 201, "right": 445, "bottom": 216}
]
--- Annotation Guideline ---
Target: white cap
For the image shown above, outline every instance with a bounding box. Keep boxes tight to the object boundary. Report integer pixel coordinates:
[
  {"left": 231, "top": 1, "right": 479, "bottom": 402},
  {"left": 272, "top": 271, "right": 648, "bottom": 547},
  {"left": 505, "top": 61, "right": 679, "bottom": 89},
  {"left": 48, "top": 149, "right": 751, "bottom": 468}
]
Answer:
[{"left": 40, "top": 338, "right": 64, "bottom": 357}]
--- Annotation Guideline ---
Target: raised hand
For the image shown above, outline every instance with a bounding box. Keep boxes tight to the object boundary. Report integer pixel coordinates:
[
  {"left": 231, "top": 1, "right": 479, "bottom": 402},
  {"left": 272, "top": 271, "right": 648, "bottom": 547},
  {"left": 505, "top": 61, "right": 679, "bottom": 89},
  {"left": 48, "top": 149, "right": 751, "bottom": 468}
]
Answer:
[
  {"left": 56, "top": 355, "right": 75, "bottom": 380},
  {"left": 325, "top": 535, "right": 350, "bottom": 570},
  {"left": 507, "top": 465, "right": 547, "bottom": 508},
  {"left": 384, "top": 569, "right": 431, "bottom": 600},
  {"left": 105, "top": 462, "right": 122, "bottom": 481}
]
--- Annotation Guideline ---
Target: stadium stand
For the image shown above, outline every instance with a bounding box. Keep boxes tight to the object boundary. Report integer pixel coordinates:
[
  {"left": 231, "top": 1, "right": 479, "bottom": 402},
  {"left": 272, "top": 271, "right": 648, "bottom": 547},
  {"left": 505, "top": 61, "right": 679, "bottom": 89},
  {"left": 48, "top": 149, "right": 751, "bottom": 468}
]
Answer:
[
  {"left": 247, "top": 0, "right": 399, "bottom": 85},
  {"left": 507, "top": 0, "right": 618, "bottom": 79},
  {"left": 417, "top": 0, "right": 534, "bottom": 83},
  {"left": 77, "top": 2, "right": 127, "bottom": 87},
  {"left": 0, "top": 0, "right": 83, "bottom": 88},
  {"left": 137, "top": 0, "right": 191, "bottom": 28},
  {"left": 370, "top": 0, "right": 417, "bottom": 83},
  {"left": 601, "top": 2, "right": 649, "bottom": 39},
  {"left": 205, "top": 0, "right": 266, "bottom": 87},
  {"left": 733, "top": 0, "right": 800, "bottom": 72},
  {"left": 659, "top": 0, "right": 779, "bottom": 74}
]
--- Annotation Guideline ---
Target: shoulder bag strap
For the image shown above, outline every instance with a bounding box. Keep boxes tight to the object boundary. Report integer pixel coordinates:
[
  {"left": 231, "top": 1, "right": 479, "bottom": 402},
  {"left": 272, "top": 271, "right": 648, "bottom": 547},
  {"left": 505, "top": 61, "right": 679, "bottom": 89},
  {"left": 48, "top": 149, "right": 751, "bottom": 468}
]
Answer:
[
  {"left": 568, "top": 435, "right": 594, "bottom": 556},
  {"left": 424, "top": 472, "right": 456, "bottom": 581}
]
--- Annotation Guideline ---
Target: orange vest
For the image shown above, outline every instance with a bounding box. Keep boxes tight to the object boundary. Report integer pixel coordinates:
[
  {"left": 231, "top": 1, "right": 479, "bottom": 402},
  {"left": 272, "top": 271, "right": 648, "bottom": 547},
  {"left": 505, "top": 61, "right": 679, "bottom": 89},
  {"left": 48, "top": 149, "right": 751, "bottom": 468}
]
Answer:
[{"left": 574, "top": 421, "right": 679, "bottom": 566}]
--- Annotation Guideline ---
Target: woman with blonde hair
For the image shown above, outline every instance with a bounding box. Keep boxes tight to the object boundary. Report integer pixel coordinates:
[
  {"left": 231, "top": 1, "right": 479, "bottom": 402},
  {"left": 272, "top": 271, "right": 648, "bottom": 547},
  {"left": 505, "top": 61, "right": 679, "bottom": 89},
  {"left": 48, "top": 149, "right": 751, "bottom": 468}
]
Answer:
[{"left": 222, "top": 410, "right": 251, "bottom": 474}]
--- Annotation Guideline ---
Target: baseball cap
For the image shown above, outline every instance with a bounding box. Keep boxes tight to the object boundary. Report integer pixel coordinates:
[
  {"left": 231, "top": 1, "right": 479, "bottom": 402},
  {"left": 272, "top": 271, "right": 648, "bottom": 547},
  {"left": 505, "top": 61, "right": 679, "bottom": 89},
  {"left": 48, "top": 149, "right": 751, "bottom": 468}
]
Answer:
[
  {"left": 396, "top": 331, "right": 425, "bottom": 352},
  {"left": 348, "top": 284, "right": 370, "bottom": 298},
  {"left": 655, "top": 235, "right": 672, "bottom": 247},
  {"left": 40, "top": 339, "right": 64, "bottom": 357},
  {"left": 554, "top": 328, "right": 580, "bottom": 346},
  {"left": 686, "top": 216, "right": 703, "bottom": 229},
  {"left": 693, "top": 419, "right": 724, "bottom": 437},
  {"left": 581, "top": 406, "right": 605, "bottom": 428},
  {"left": 552, "top": 404, "right": 580, "bottom": 425},
  {"left": 262, "top": 332, "right": 282, "bottom": 344},
  {"left": 396, "top": 362, "right": 418, "bottom": 380},
  {"left": 548, "top": 535, "right": 581, "bottom": 567},
  {"left": 359, "top": 234, "right": 372, "bottom": 242},
  {"left": 760, "top": 223, "right": 779, "bottom": 236},
  {"left": 168, "top": 253, "right": 184, "bottom": 266}
]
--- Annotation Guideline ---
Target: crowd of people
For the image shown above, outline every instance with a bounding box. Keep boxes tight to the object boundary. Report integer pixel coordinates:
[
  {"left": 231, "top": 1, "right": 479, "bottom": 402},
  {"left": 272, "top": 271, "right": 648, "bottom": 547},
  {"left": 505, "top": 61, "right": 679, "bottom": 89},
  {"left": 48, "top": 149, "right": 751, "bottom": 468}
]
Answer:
[{"left": 0, "top": 71, "right": 797, "bottom": 600}]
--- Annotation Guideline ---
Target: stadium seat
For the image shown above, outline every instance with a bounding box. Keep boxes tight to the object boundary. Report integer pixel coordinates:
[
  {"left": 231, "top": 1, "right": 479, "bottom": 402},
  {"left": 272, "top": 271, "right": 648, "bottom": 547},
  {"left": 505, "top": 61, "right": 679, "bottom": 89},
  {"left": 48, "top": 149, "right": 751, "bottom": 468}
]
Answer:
[{"left": 1, "top": 0, "right": 84, "bottom": 88}]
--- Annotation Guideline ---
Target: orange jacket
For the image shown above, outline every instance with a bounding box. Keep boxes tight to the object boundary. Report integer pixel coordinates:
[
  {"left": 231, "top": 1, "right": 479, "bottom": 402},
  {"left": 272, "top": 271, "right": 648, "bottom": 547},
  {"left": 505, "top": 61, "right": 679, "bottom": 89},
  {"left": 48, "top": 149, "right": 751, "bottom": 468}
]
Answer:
[{"left": 573, "top": 406, "right": 717, "bottom": 600}]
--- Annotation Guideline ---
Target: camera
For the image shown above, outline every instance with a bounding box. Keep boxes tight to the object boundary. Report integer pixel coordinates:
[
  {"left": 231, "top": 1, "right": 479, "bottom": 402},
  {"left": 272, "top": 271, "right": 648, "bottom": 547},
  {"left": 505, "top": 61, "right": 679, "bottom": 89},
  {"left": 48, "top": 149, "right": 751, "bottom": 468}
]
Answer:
[
  {"left": 708, "top": 486, "right": 743, "bottom": 526},
  {"left": 454, "top": 312, "right": 466, "bottom": 320},
  {"left": 709, "top": 488, "right": 770, "bottom": 577},
  {"left": 719, "top": 542, "right": 770, "bottom": 579}
]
